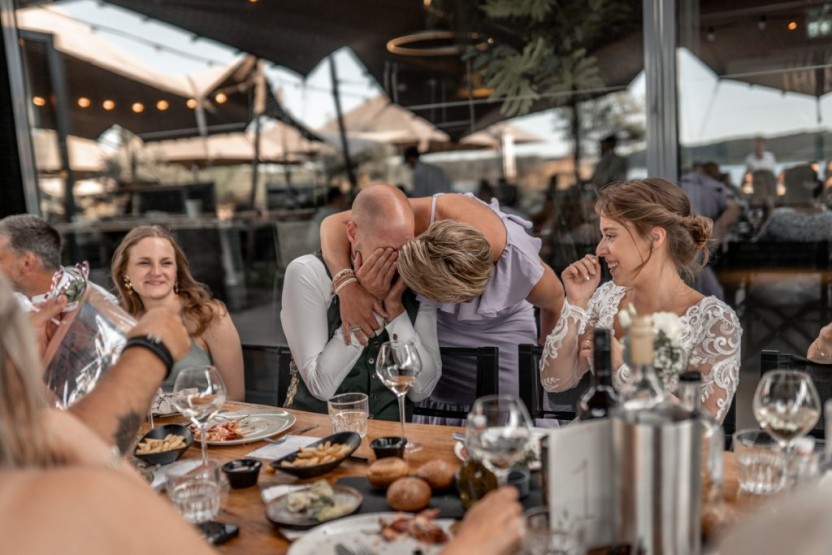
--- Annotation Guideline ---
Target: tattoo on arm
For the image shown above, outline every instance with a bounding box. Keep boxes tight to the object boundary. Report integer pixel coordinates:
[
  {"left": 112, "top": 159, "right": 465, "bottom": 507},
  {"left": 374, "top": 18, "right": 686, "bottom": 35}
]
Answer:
[{"left": 113, "top": 411, "right": 142, "bottom": 453}]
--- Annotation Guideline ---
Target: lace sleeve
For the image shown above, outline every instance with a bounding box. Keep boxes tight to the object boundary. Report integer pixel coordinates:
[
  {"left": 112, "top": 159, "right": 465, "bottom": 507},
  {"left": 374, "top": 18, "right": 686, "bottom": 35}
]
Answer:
[
  {"left": 687, "top": 299, "right": 742, "bottom": 423},
  {"left": 539, "top": 299, "right": 591, "bottom": 392}
]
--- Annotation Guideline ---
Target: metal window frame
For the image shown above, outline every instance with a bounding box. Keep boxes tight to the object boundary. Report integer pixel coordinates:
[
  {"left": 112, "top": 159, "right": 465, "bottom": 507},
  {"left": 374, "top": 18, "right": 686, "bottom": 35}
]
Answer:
[
  {"left": 643, "top": 0, "right": 679, "bottom": 180},
  {"left": 1, "top": 0, "right": 39, "bottom": 214}
]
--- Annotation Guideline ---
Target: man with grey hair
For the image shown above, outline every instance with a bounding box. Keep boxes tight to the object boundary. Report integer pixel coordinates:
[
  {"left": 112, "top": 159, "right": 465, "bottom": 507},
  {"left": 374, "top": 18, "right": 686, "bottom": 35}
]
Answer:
[{"left": 0, "top": 214, "right": 63, "bottom": 302}]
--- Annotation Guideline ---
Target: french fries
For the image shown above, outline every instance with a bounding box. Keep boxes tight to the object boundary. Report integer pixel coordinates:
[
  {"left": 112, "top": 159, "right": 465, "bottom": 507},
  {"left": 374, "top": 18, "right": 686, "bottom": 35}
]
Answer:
[
  {"left": 280, "top": 441, "right": 351, "bottom": 468},
  {"left": 135, "top": 434, "right": 187, "bottom": 454}
]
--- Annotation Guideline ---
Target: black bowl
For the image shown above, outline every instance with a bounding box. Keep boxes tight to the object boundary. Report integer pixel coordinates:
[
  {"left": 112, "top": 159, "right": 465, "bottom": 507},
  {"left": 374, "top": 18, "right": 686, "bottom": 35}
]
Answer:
[
  {"left": 222, "top": 459, "right": 262, "bottom": 488},
  {"left": 134, "top": 424, "right": 194, "bottom": 466},
  {"left": 369, "top": 436, "right": 406, "bottom": 460},
  {"left": 271, "top": 432, "right": 361, "bottom": 479}
]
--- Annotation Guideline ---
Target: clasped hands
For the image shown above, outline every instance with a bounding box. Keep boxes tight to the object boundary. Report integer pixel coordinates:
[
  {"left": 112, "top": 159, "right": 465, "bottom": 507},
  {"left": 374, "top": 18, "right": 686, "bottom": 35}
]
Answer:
[{"left": 339, "top": 247, "right": 405, "bottom": 346}]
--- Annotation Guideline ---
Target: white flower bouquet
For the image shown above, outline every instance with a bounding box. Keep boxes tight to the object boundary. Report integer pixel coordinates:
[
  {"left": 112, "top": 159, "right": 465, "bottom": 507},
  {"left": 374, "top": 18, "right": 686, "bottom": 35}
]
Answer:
[{"left": 618, "top": 304, "right": 688, "bottom": 392}]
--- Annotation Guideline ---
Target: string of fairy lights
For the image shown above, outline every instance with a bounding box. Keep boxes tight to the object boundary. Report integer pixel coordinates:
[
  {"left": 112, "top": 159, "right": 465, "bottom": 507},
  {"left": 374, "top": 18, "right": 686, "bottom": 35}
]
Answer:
[{"left": 27, "top": 5, "right": 376, "bottom": 117}]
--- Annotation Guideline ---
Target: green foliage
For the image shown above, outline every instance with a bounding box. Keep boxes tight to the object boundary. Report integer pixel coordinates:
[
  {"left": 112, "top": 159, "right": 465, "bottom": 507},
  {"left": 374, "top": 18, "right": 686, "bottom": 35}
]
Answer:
[
  {"left": 447, "top": 0, "right": 633, "bottom": 117},
  {"left": 481, "top": 0, "right": 555, "bottom": 22}
]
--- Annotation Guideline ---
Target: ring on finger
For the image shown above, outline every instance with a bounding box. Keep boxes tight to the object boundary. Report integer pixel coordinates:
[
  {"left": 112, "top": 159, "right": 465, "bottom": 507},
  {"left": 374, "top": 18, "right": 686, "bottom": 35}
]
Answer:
[{"left": 350, "top": 326, "right": 362, "bottom": 333}]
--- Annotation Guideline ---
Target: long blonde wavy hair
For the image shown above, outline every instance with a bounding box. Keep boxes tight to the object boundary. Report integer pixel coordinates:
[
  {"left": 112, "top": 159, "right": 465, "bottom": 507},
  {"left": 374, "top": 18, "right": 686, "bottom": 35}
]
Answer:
[
  {"left": 111, "top": 225, "right": 224, "bottom": 337},
  {"left": 397, "top": 220, "right": 494, "bottom": 304},
  {"left": 0, "top": 275, "right": 58, "bottom": 468}
]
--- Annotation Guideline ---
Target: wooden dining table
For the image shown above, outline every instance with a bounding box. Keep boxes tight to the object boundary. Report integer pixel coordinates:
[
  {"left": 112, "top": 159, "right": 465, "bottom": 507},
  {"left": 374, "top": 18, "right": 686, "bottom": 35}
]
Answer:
[{"left": 155, "top": 404, "right": 744, "bottom": 554}]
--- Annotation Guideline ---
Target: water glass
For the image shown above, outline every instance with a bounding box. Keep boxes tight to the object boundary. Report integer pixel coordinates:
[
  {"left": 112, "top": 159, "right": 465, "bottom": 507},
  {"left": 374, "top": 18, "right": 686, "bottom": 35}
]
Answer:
[
  {"left": 167, "top": 463, "right": 223, "bottom": 524},
  {"left": 327, "top": 392, "right": 369, "bottom": 437},
  {"left": 733, "top": 429, "right": 785, "bottom": 495},
  {"left": 523, "top": 506, "right": 582, "bottom": 555}
]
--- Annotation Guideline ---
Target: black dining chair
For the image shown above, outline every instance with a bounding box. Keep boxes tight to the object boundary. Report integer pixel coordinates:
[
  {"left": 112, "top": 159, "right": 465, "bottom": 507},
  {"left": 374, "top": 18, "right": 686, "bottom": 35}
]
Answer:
[
  {"left": 241, "top": 344, "right": 293, "bottom": 407},
  {"left": 413, "top": 346, "right": 499, "bottom": 420},
  {"left": 717, "top": 240, "right": 831, "bottom": 367},
  {"left": 517, "top": 344, "right": 591, "bottom": 422},
  {"left": 760, "top": 349, "right": 832, "bottom": 439}
]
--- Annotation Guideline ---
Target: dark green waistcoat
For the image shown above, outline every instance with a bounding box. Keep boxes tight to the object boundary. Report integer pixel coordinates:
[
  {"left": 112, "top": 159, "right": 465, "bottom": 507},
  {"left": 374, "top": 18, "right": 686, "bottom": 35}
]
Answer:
[{"left": 285, "top": 256, "right": 420, "bottom": 422}]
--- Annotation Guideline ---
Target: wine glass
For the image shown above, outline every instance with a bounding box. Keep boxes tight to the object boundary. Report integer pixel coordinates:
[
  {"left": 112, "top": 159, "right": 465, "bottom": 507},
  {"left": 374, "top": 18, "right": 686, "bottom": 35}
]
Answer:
[
  {"left": 172, "top": 366, "right": 227, "bottom": 467},
  {"left": 375, "top": 338, "right": 422, "bottom": 452},
  {"left": 753, "top": 370, "right": 820, "bottom": 484},
  {"left": 465, "top": 394, "right": 533, "bottom": 485}
]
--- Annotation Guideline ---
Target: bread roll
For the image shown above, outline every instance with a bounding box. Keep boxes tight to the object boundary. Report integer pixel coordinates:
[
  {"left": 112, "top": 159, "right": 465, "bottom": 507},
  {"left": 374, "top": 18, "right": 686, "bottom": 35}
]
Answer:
[
  {"left": 414, "top": 459, "right": 457, "bottom": 490},
  {"left": 367, "top": 457, "right": 410, "bottom": 488},
  {"left": 386, "top": 477, "right": 431, "bottom": 512}
]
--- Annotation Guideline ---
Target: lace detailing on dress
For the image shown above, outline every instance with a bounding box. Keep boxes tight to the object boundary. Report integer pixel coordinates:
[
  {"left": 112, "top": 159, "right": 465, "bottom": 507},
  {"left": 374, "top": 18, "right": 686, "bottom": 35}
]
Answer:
[
  {"left": 539, "top": 282, "right": 742, "bottom": 422},
  {"left": 540, "top": 300, "right": 589, "bottom": 392},
  {"left": 539, "top": 282, "right": 624, "bottom": 393}
]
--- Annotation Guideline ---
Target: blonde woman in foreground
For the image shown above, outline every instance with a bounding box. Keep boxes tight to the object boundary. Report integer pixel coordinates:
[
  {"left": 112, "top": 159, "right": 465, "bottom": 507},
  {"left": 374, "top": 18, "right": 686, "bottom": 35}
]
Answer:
[
  {"left": 321, "top": 187, "right": 565, "bottom": 423},
  {"left": 539, "top": 178, "right": 742, "bottom": 422}
]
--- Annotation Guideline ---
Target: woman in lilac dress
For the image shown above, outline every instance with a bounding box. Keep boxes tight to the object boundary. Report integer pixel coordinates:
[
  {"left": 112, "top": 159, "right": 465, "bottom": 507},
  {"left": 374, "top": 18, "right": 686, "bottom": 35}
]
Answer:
[{"left": 320, "top": 190, "right": 564, "bottom": 424}]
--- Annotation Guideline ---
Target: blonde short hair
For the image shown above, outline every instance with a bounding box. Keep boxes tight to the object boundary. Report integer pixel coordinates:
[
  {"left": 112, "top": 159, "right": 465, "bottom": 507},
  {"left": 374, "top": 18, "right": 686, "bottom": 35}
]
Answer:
[
  {"left": 0, "top": 274, "right": 57, "bottom": 468},
  {"left": 397, "top": 221, "right": 493, "bottom": 303}
]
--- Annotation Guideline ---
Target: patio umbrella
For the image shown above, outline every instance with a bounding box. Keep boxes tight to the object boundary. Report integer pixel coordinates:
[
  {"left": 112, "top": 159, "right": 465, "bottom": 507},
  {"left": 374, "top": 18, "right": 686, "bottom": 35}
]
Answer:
[
  {"left": 319, "top": 94, "right": 449, "bottom": 152},
  {"left": 31, "top": 129, "right": 106, "bottom": 174}
]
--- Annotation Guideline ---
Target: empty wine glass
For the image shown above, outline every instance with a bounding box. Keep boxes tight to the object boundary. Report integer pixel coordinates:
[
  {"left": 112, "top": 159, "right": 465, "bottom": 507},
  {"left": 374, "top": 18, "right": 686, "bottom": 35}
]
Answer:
[
  {"left": 172, "top": 366, "right": 227, "bottom": 467},
  {"left": 753, "top": 370, "right": 820, "bottom": 485},
  {"left": 375, "top": 337, "right": 422, "bottom": 452},
  {"left": 465, "top": 394, "right": 533, "bottom": 485}
]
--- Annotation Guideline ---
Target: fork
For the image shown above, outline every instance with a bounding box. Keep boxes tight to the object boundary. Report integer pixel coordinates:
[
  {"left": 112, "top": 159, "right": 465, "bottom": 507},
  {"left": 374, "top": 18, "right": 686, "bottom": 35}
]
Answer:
[{"left": 263, "top": 423, "right": 319, "bottom": 444}]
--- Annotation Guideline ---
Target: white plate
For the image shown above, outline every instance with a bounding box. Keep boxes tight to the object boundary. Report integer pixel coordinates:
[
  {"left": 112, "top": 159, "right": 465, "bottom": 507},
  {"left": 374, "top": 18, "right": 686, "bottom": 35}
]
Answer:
[
  {"left": 196, "top": 409, "right": 296, "bottom": 446},
  {"left": 286, "top": 512, "right": 454, "bottom": 555},
  {"left": 454, "top": 428, "right": 549, "bottom": 471}
]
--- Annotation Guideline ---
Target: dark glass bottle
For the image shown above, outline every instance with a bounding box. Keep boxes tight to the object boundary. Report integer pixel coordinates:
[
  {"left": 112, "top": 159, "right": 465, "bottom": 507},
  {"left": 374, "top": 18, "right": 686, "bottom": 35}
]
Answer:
[{"left": 576, "top": 328, "right": 620, "bottom": 420}]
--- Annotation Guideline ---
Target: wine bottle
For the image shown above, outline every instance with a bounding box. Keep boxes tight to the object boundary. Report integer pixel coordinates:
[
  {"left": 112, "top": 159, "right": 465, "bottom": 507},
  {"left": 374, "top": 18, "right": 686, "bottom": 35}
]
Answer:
[
  {"left": 679, "top": 371, "right": 724, "bottom": 503},
  {"left": 576, "top": 328, "right": 620, "bottom": 420},
  {"left": 620, "top": 314, "right": 667, "bottom": 411}
]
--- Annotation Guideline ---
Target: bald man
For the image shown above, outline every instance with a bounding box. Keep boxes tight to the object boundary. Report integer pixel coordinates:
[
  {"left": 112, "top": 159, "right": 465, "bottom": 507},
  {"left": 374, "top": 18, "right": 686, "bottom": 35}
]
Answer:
[{"left": 280, "top": 185, "right": 441, "bottom": 420}]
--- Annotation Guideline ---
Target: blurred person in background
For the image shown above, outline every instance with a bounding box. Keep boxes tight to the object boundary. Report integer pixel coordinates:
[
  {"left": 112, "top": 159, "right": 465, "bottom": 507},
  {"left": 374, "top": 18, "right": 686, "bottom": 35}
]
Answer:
[
  {"left": 111, "top": 225, "right": 244, "bottom": 400},
  {"left": 744, "top": 136, "right": 777, "bottom": 175},
  {"left": 404, "top": 146, "right": 452, "bottom": 198},
  {"left": 680, "top": 161, "right": 741, "bottom": 300},
  {"left": 756, "top": 164, "right": 831, "bottom": 242},
  {"left": 591, "top": 134, "right": 628, "bottom": 191}
]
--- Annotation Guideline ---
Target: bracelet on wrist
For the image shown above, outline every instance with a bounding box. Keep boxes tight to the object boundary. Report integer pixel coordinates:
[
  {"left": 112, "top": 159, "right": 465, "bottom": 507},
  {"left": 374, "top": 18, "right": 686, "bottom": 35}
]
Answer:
[
  {"left": 122, "top": 334, "right": 174, "bottom": 380},
  {"left": 333, "top": 277, "right": 358, "bottom": 296},
  {"left": 331, "top": 268, "right": 355, "bottom": 283}
]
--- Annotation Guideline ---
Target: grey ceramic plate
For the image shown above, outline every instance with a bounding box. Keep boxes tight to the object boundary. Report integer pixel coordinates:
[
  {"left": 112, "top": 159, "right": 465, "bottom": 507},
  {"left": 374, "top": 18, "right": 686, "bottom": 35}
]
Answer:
[{"left": 265, "top": 485, "right": 363, "bottom": 530}]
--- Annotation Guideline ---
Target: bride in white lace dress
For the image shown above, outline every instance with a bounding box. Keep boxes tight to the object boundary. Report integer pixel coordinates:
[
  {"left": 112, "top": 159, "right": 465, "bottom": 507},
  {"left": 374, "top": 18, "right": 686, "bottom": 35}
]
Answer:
[{"left": 540, "top": 178, "right": 742, "bottom": 422}]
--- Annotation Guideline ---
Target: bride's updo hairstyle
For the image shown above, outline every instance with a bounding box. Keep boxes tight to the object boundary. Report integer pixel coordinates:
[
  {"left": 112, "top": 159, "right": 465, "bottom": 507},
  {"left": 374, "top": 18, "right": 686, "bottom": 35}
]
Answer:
[{"left": 595, "top": 178, "right": 713, "bottom": 281}]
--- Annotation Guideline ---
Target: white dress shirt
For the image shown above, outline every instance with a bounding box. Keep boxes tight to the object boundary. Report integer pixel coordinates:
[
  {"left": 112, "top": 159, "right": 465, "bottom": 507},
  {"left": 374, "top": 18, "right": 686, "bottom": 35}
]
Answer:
[{"left": 280, "top": 255, "right": 442, "bottom": 402}]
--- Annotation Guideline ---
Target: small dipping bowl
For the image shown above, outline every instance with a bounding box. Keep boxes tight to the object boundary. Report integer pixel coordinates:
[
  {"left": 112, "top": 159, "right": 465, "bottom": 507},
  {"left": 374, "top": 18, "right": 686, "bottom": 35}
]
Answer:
[
  {"left": 221, "top": 459, "right": 262, "bottom": 489},
  {"left": 370, "top": 436, "right": 406, "bottom": 460},
  {"left": 134, "top": 424, "right": 194, "bottom": 466},
  {"left": 507, "top": 467, "right": 531, "bottom": 499}
]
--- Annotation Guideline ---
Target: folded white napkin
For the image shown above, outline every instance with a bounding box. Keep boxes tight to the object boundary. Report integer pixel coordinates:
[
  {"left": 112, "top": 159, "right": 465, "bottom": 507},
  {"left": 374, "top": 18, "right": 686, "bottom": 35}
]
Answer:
[{"left": 244, "top": 435, "right": 318, "bottom": 461}]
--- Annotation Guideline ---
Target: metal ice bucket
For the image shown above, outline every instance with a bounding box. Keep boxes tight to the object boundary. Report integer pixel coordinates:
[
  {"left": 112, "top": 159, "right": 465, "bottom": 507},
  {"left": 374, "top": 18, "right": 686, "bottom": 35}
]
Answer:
[{"left": 613, "top": 407, "right": 701, "bottom": 555}]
